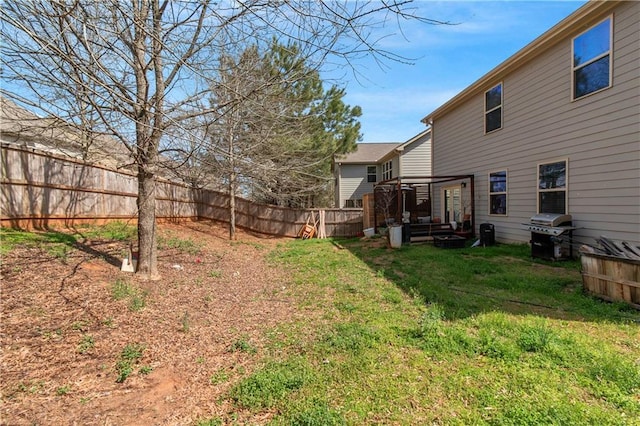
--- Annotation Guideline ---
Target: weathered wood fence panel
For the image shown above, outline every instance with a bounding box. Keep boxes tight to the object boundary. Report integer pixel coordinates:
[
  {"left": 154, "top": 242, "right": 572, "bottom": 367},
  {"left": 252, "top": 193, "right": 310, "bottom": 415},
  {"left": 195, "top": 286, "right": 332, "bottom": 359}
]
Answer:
[{"left": 1, "top": 144, "right": 363, "bottom": 237}]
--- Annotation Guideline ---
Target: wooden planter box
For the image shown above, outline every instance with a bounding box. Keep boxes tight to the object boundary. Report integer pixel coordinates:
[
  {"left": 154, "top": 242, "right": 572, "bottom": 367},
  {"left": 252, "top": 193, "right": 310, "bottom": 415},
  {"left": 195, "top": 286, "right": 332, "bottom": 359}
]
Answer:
[{"left": 580, "top": 252, "right": 640, "bottom": 310}]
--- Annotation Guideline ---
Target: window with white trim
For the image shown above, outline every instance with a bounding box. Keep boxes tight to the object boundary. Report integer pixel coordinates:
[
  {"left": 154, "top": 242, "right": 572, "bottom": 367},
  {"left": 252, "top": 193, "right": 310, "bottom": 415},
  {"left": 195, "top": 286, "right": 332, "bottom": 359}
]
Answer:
[
  {"left": 382, "top": 160, "right": 392, "bottom": 181},
  {"left": 485, "top": 83, "right": 502, "bottom": 133},
  {"left": 538, "top": 160, "right": 567, "bottom": 214},
  {"left": 572, "top": 17, "right": 612, "bottom": 100},
  {"left": 367, "top": 165, "right": 377, "bottom": 183},
  {"left": 344, "top": 199, "right": 362, "bottom": 208},
  {"left": 489, "top": 170, "right": 507, "bottom": 215}
]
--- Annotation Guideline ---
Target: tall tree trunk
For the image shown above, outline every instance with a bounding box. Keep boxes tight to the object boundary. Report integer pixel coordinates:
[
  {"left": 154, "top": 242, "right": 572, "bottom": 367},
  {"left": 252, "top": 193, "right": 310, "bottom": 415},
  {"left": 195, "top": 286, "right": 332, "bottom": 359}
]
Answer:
[
  {"left": 133, "top": 0, "right": 162, "bottom": 279},
  {"left": 229, "top": 174, "right": 236, "bottom": 241},
  {"left": 228, "top": 122, "right": 237, "bottom": 241},
  {"left": 137, "top": 167, "right": 159, "bottom": 280}
]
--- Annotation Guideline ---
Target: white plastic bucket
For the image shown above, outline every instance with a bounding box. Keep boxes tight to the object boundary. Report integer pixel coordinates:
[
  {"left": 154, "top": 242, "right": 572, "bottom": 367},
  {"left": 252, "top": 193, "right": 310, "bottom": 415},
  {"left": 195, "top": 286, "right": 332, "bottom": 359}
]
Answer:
[
  {"left": 363, "top": 227, "right": 375, "bottom": 238},
  {"left": 389, "top": 225, "right": 403, "bottom": 248}
]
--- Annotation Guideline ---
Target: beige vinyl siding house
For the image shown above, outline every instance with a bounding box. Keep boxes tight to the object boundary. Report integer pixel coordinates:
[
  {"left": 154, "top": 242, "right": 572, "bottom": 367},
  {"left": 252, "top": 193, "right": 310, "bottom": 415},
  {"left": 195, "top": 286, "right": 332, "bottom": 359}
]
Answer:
[
  {"left": 334, "top": 130, "right": 432, "bottom": 208},
  {"left": 422, "top": 0, "right": 639, "bottom": 246},
  {"left": 388, "top": 130, "right": 433, "bottom": 178}
]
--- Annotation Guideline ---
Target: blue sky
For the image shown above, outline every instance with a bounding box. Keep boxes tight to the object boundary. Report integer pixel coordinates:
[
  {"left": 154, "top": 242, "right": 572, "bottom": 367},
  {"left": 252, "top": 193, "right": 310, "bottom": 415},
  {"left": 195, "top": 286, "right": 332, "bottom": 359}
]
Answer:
[{"left": 330, "top": 1, "right": 588, "bottom": 143}]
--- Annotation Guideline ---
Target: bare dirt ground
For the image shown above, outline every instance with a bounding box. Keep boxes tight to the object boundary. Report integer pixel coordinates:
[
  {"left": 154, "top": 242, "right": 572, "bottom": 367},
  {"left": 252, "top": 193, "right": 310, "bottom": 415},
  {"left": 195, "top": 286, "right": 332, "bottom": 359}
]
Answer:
[{"left": 1, "top": 221, "right": 298, "bottom": 425}]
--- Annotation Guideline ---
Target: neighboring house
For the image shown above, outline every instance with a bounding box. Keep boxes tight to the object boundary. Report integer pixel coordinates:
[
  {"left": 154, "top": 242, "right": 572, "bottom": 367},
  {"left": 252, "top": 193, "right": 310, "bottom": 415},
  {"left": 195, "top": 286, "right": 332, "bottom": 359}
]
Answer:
[
  {"left": 0, "top": 97, "right": 198, "bottom": 186},
  {"left": 0, "top": 96, "right": 133, "bottom": 169},
  {"left": 333, "top": 129, "right": 432, "bottom": 208},
  {"left": 334, "top": 142, "right": 399, "bottom": 208},
  {"left": 421, "top": 0, "right": 639, "bottom": 246}
]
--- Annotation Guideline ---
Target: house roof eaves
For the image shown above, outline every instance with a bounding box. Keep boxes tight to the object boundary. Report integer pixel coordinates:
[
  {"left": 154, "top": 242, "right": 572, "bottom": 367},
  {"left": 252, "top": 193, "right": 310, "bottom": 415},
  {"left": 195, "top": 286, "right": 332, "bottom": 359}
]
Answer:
[
  {"left": 395, "top": 128, "right": 431, "bottom": 152},
  {"left": 420, "top": 0, "right": 620, "bottom": 124},
  {"left": 335, "top": 142, "right": 401, "bottom": 164}
]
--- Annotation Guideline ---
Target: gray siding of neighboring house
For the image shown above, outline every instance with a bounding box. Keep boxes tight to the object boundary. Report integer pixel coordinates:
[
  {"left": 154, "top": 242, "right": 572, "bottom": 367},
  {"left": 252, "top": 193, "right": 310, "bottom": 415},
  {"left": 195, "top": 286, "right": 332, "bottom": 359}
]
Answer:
[
  {"left": 399, "top": 133, "right": 432, "bottom": 176},
  {"left": 391, "top": 157, "right": 400, "bottom": 179},
  {"left": 338, "top": 163, "right": 376, "bottom": 207},
  {"left": 432, "top": 2, "right": 639, "bottom": 245}
]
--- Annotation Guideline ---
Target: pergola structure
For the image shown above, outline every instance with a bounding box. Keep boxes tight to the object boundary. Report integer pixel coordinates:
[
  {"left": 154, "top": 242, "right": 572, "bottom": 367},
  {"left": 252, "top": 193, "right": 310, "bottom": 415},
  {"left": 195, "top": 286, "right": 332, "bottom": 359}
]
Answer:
[{"left": 373, "top": 174, "right": 476, "bottom": 236}]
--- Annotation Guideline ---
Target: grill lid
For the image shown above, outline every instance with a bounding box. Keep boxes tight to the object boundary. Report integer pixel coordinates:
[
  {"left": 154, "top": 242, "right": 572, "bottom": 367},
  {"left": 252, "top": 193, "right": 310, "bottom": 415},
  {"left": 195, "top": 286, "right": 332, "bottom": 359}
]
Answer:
[{"left": 529, "top": 213, "right": 572, "bottom": 227}]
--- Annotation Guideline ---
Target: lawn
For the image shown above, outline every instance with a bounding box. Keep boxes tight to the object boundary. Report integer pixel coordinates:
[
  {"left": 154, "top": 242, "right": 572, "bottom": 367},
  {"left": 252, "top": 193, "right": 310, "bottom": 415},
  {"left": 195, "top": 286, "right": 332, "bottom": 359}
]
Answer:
[
  {"left": 1, "top": 224, "right": 639, "bottom": 425},
  {"left": 227, "top": 237, "right": 640, "bottom": 425}
]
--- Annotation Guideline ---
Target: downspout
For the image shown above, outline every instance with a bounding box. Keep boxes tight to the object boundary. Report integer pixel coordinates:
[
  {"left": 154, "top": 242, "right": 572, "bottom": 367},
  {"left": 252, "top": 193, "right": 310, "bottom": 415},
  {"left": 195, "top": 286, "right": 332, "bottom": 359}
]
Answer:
[
  {"left": 470, "top": 174, "right": 476, "bottom": 238},
  {"left": 396, "top": 178, "right": 402, "bottom": 224},
  {"left": 374, "top": 186, "right": 378, "bottom": 233},
  {"left": 335, "top": 162, "right": 341, "bottom": 208}
]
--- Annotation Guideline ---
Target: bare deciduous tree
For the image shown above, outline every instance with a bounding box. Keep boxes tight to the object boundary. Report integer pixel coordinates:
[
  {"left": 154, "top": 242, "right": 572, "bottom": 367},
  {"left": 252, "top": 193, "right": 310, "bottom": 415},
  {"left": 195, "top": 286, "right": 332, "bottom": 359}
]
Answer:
[{"left": 1, "top": 0, "right": 448, "bottom": 278}]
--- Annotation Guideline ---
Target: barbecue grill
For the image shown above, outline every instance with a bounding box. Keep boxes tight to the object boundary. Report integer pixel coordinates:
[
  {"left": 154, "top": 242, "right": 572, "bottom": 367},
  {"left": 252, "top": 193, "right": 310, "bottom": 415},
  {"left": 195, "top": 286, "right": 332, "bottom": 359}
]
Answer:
[{"left": 524, "top": 213, "right": 575, "bottom": 260}]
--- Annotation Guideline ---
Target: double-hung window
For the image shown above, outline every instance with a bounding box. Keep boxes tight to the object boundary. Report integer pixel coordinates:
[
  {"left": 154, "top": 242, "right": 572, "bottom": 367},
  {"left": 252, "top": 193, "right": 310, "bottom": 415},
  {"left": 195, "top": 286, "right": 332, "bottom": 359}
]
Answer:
[
  {"left": 489, "top": 170, "right": 507, "bottom": 215},
  {"left": 485, "top": 83, "right": 502, "bottom": 133},
  {"left": 572, "top": 17, "right": 612, "bottom": 100},
  {"left": 367, "top": 165, "right": 377, "bottom": 183},
  {"left": 382, "top": 160, "right": 392, "bottom": 181},
  {"left": 344, "top": 199, "right": 363, "bottom": 208},
  {"left": 538, "top": 160, "right": 567, "bottom": 214}
]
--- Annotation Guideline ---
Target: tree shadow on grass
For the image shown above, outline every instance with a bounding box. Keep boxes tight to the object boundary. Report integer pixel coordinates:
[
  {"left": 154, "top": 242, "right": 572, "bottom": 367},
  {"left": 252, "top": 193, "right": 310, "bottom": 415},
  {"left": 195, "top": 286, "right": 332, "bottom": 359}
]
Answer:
[{"left": 342, "top": 237, "right": 640, "bottom": 324}]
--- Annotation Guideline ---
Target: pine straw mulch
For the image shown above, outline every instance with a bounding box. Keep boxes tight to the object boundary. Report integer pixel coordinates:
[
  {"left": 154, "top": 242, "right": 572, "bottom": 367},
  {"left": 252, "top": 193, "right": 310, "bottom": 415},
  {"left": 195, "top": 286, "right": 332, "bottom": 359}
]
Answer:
[{"left": 1, "top": 221, "right": 302, "bottom": 425}]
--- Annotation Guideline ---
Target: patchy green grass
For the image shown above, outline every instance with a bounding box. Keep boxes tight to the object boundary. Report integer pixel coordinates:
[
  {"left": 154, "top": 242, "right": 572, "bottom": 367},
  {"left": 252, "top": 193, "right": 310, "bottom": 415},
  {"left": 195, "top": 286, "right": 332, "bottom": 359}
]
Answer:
[
  {"left": 55, "top": 385, "right": 72, "bottom": 396},
  {"left": 75, "top": 221, "right": 137, "bottom": 241},
  {"left": 110, "top": 279, "right": 148, "bottom": 312},
  {"left": 0, "top": 221, "right": 137, "bottom": 258},
  {"left": 215, "top": 238, "right": 640, "bottom": 425},
  {"left": 115, "top": 343, "right": 146, "bottom": 383},
  {"left": 229, "top": 337, "right": 258, "bottom": 355},
  {"left": 158, "top": 233, "right": 202, "bottom": 254},
  {"left": 77, "top": 334, "right": 95, "bottom": 354},
  {"left": 0, "top": 228, "right": 77, "bottom": 258},
  {"left": 229, "top": 357, "right": 314, "bottom": 410}
]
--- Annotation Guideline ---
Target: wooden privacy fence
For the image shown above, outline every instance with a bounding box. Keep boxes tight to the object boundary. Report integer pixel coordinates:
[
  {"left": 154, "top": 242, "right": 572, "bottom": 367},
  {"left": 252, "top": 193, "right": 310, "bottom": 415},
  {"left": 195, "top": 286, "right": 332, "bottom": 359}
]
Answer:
[{"left": 0, "top": 143, "right": 363, "bottom": 237}]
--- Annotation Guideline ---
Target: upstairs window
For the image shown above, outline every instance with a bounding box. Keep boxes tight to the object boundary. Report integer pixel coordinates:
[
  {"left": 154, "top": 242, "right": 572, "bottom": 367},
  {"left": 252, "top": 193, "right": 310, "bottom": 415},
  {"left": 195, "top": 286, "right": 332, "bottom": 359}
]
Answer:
[
  {"left": 485, "top": 83, "right": 502, "bottom": 133},
  {"left": 367, "top": 165, "right": 377, "bottom": 183},
  {"left": 572, "top": 17, "right": 612, "bottom": 100},
  {"left": 538, "top": 160, "right": 567, "bottom": 214},
  {"left": 489, "top": 170, "right": 507, "bottom": 215},
  {"left": 382, "top": 160, "right": 393, "bottom": 181}
]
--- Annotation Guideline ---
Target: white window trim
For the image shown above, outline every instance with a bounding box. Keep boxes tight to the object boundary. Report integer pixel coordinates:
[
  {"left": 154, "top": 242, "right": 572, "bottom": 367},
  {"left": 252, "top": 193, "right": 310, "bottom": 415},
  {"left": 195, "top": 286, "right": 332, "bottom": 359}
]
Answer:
[
  {"left": 536, "top": 158, "right": 569, "bottom": 214},
  {"left": 484, "top": 82, "right": 503, "bottom": 134},
  {"left": 488, "top": 169, "right": 508, "bottom": 216},
  {"left": 344, "top": 198, "right": 363, "bottom": 208},
  {"left": 366, "top": 165, "right": 377, "bottom": 183},
  {"left": 571, "top": 15, "right": 613, "bottom": 101},
  {"left": 440, "top": 184, "right": 462, "bottom": 224},
  {"left": 382, "top": 160, "right": 393, "bottom": 181}
]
